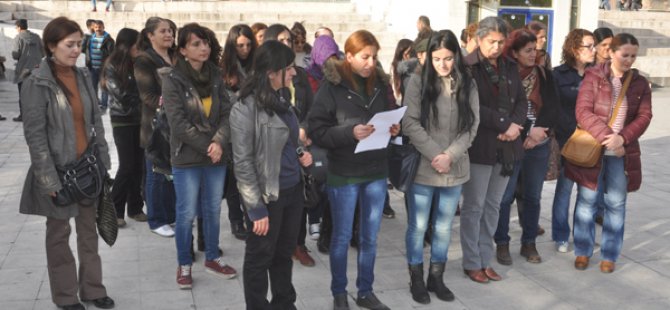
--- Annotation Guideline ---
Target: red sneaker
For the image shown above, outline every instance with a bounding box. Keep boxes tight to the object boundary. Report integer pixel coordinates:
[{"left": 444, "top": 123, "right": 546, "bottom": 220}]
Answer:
[
  {"left": 205, "top": 257, "right": 237, "bottom": 279},
  {"left": 176, "top": 265, "right": 192, "bottom": 289}
]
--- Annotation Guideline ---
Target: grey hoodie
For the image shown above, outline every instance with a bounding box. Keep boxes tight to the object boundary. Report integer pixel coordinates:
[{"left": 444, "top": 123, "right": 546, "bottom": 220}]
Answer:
[{"left": 12, "top": 30, "right": 44, "bottom": 84}]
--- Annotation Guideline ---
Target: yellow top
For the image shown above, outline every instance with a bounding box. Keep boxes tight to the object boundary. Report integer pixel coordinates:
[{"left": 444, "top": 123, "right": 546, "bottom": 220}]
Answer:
[
  {"left": 288, "top": 81, "right": 296, "bottom": 106},
  {"left": 201, "top": 96, "right": 212, "bottom": 117}
]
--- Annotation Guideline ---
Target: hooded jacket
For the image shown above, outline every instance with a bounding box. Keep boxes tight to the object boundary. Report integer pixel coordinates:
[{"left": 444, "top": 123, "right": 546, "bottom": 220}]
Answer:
[
  {"left": 307, "top": 59, "right": 396, "bottom": 178},
  {"left": 12, "top": 30, "right": 44, "bottom": 84},
  {"left": 19, "top": 59, "right": 110, "bottom": 219},
  {"left": 159, "top": 64, "right": 232, "bottom": 168},
  {"left": 565, "top": 62, "right": 652, "bottom": 192}
]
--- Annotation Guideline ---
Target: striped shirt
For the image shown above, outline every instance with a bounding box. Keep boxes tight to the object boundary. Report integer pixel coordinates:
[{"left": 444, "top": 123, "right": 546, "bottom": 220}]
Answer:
[
  {"left": 609, "top": 75, "right": 628, "bottom": 134},
  {"left": 89, "top": 34, "right": 106, "bottom": 69}
]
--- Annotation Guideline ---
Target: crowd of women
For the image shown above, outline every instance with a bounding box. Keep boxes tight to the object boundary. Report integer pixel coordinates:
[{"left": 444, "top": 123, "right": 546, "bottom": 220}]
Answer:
[{"left": 19, "top": 12, "right": 651, "bottom": 310}]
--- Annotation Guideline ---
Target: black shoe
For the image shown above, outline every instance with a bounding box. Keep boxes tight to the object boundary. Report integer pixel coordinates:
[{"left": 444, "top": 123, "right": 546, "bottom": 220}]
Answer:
[
  {"left": 12, "top": 115, "right": 21, "bottom": 122},
  {"left": 409, "top": 264, "right": 430, "bottom": 304},
  {"left": 83, "top": 296, "right": 115, "bottom": 309},
  {"left": 0, "top": 114, "right": 6, "bottom": 121},
  {"left": 231, "top": 221, "right": 247, "bottom": 240},
  {"left": 317, "top": 233, "right": 330, "bottom": 254},
  {"left": 58, "top": 303, "right": 85, "bottom": 310},
  {"left": 426, "top": 262, "right": 454, "bottom": 302},
  {"left": 382, "top": 205, "right": 395, "bottom": 219},
  {"left": 356, "top": 292, "right": 390, "bottom": 310},
  {"left": 333, "top": 293, "right": 350, "bottom": 310}
]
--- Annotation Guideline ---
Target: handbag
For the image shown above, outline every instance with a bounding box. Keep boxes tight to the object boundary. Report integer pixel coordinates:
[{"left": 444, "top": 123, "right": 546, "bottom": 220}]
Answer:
[
  {"left": 561, "top": 71, "right": 632, "bottom": 168},
  {"left": 97, "top": 176, "right": 118, "bottom": 246},
  {"left": 302, "top": 172, "right": 321, "bottom": 210},
  {"left": 388, "top": 135, "right": 421, "bottom": 193}
]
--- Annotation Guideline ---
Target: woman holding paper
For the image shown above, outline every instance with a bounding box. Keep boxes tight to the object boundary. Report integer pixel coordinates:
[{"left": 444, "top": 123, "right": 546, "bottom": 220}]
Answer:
[
  {"left": 401, "top": 30, "right": 479, "bottom": 304},
  {"left": 308, "top": 30, "right": 399, "bottom": 310}
]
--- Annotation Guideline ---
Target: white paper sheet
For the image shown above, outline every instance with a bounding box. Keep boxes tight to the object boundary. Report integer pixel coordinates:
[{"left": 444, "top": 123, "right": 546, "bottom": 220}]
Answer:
[{"left": 354, "top": 106, "right": 407, "bottom": 154}]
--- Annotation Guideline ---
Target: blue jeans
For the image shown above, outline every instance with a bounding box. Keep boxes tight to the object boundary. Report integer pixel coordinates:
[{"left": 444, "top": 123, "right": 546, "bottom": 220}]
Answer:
[
  {"left": 145, "top": 158, "right": 176, "bottom": 229},
  {"left": 551, "top": 165, "right": 575, "bottom": 243},
  {"left": 574, "top": 156, "right": 627, "bottom": 262},
  {"left": 173, "top": 165, "right": 226, "bottom": 265},
  {"left": 495, "top": 142, "right": 550, "bottom": 244},
  {"left": 91, "top": 0, "right": 112, "bottom": 8},
  {"left": 328, "top": 178, "right": 386, "bottom": 297},
  {"left": 406, "top": 183, "right": 461, "bottom": 265},
  {"left": 88, "top": 67, "right": 108, "bottom": 109}
]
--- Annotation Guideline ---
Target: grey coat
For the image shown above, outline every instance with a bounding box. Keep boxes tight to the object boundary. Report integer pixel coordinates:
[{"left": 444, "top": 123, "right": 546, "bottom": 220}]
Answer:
[
  {"left": 19, "top": 59, "right": 110, "bottom": 219},
  {"left": 12, "top": 30, "right": 44, "bottom": 84},
  {"left": 402, "top": 74, "right": 480, "bottom": 187},
  {"left": 229, "top": 95, "right": 295, "bottom": 222}
]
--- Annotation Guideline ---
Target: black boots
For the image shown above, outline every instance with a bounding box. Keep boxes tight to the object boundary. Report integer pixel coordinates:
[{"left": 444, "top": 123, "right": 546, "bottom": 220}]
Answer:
[
  {"left": 408, "top": 264, "right": 430, "bottom": 304},
  {"left": 426, "top": 262, "right": 455, "bottom": 302}
]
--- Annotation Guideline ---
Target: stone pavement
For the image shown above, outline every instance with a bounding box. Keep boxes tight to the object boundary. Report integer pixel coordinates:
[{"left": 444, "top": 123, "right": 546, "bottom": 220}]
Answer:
[{"left": 0, "top": 73, "right": 669, "bottom": 310}]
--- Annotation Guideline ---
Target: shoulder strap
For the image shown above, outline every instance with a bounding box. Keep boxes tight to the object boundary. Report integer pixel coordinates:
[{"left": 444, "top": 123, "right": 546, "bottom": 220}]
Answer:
[{"left": 607, "top": 71, "right": 633, "bottom": 127}]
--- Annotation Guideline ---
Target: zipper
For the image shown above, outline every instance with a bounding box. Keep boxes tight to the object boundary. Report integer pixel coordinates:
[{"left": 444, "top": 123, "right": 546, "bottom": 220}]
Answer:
[{"left": 346, "top": 87, "right": 381, "bottom": 110}]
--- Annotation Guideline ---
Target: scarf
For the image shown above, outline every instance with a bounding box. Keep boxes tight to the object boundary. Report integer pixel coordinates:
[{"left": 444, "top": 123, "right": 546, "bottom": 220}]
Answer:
[
  {"left": 520, "top": 65, "right": 543, "bottom": 116},
  {"left": 175, "top": 57, "right": 214, "bottom": 98}
]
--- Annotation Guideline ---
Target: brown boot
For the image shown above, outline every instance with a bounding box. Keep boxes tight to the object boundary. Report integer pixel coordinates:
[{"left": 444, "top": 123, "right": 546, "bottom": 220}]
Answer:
[
  {"left": 600, "top": 260, "right": 615, "bottom": 273},
  {"left": 293, "top": 245, "right": 315, "bottom": 267},
  {"left": 520, "top": 243, "right": 542, "bottom": 263},
  {"left": 575, "top": 256, "right": 590, "bottom": 270},
  {"left": 496, "top": 244, "right": 513, "bottom": 265}
]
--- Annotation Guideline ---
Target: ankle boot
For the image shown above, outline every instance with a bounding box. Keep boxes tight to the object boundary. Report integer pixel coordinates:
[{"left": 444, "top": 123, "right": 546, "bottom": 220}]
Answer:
[
  {"left": 197, "top": 217, "right": 205, "bottom": 252},
  {"left": 426, "top": 262, "right": 455, "bottom": 302},
  {"left": 408, "top": 264, "right": 430, "bottom": 304}
]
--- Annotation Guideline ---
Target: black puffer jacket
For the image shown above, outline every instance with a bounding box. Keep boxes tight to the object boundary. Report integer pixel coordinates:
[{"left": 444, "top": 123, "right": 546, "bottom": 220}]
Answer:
[
  {"left": 307, "top": 60, "right": 396, "bottom": 178},
  {"left": 159, "top": 64, "right": 232, "bottom": 168},
  {"left": 104, "top": 62, "right": 141, "bottom": 124}
]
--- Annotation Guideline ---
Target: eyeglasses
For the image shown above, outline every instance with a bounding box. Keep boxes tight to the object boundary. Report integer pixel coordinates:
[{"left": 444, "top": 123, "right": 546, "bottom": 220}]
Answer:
[{"left": 580, "top": 44, "right": 596, "bottom": 51}]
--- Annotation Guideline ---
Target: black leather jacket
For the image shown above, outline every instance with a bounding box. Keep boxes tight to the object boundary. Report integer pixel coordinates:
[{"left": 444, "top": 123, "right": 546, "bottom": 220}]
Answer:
[{"left": 104, "top": 62, "right": 141, "bottom": 124}]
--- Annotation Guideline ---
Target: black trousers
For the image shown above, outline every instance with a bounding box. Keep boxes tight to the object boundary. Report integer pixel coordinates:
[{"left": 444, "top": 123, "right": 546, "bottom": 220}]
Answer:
[
  {"left": 111, "top": 125, "right": 145, "bottom": 218},
  {"left": 225, "top": 167, "right": 245, "bottom": 224},
  {"left": 243, "top": 183, "right": 304, "bottom": 310}
]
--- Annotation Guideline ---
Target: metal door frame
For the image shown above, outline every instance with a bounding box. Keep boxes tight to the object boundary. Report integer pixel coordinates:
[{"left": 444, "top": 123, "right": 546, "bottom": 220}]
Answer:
[{"left": 498, "top": 8, "right": 554, "bottom": 56}]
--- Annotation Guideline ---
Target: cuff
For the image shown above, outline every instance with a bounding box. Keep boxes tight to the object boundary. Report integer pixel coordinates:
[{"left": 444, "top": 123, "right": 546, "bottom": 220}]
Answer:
[{"left": 247, "top": 204, "right": 269, "bottom": 221}]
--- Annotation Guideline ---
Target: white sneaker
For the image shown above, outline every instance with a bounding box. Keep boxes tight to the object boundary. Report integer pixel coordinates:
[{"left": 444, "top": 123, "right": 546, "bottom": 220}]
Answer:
[
  {"left": 556, "top": 241, "right": 569, "bottom": 253},
  {"left": 152, "top": 224, "right": 175, "bottom": 237},
  {"left": 309, "top": 223, "right": 320, "bottom": 240}
]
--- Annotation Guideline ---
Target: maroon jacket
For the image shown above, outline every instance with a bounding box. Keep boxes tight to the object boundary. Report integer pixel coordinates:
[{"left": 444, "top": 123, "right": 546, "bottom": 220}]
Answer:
[{"left": 565, "top": 62, "right": 652, "bottom": 192}]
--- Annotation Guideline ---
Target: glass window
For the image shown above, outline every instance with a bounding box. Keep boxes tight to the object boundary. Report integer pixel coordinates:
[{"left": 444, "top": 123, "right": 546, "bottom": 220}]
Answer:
[
  {"left": 500, "top": 0, "right": 552, "bottom": 7},
  {"left": 467, "top": 1, "right": 481, "bottom": 26}
]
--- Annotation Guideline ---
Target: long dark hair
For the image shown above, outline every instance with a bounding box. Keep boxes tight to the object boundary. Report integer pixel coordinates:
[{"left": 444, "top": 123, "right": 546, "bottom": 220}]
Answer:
[
  {"left": 264, "top": 24, "right": 292, "bottom": 46},
  {"left": 221, "top": 24, "right": 256, "bottom": 80},
  {"left": 391, "top": 38, "right": 414, "bottom": 97},
  {"left": 239, "top": 40, "right": 295, "bottom": 115},
  {"left": 102, "top": 28, "right": 140, "bottom": 92},
  {"left": 42, "top": 17, "right": 84, "bottom": 98},
  {"left": 420, "top": 30, "right": 475, "bottom": 134}
]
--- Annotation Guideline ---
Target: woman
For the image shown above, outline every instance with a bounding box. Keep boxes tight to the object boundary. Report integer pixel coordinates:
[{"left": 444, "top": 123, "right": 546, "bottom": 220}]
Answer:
[
  {"left": 305, "top": 35, "right": 340, "bottom": 93},
  {"left": 221, "top": 24, "right": 256, "bottom": 98},
  {"left": 551, "top": 29, "right": 595, "bottom": 253},
  {"left": 493, "top": 29, "right": 560, "bottom": 264},
  {"left": 102, "top": 28, "right": 145, "bottom": 228},
  {"left": 402, "top": 30, "right": 478, "bottom": 304},
  {"left": 20, "top": 16, "right": 114, "bottom": 310},
  {"left": 264, "top": 23, "right": 317, "bottom": 267},
  {"left": 251, "top": 22, "right": 267, "bottom": 46},
  {"left": 161, "top": 23, "right": 236, "bottom": 289},
  {"left": 291, "top": 22, "right": 311, "bottom": 69},
  {"left": 135, "top": 17, "right": 177, "bottom": 237},
  {"left": 231, "top": 39, "right": 313, "bottom": 310},
  {"left": 390, "top": 38, "right": 415, "bottom": 100},
  {"left": 594, "top": 28, "right": 614, "bottom": 65},
  {"left": 568, "top": 33, "right": 652, "bottom": 273},
  {"left": 461, "top": 16, "right": 527, "bottom": 284},
  {"left": 526, "top": 21, "right": 551, "bottom": 70},
  {"left": 308, "top": 30, "right": 399, "bottom": 310}
]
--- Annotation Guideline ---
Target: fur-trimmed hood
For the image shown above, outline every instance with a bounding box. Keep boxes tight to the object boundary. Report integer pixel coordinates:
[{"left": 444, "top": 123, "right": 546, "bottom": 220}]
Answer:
[{"left": 322, "top": 59, "right": 390, "bottom": 87}]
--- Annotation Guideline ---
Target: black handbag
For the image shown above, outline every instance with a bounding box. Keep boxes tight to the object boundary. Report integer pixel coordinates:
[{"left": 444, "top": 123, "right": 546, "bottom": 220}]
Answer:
[
  {"left": 388, "top": 135, "right": 420, "bottom": 193},
  {"left": 97, "top": 176, "right": 118, "bottom": 246},
  {"left": 52, "top": 141, "right": 107, "bottom": 207},
  {"left": 145, "top": 102, "right": 172, "bottom": 172},
  {"left": 302, "top": 172, "right": 321, "bottom": 210}
]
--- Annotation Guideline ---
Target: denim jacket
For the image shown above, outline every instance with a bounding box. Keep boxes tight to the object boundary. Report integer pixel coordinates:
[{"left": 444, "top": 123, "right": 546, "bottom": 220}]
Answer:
[{"left": 230, "top": 95, "right": 295, "bottom": 221}]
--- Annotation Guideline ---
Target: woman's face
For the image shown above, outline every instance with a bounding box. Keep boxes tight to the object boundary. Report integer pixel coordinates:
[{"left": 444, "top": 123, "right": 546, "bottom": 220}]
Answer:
[
  {"left": 180, "top": 34, "right": 211, "bottom": 66},
  {"left": 575, "top": 35, "right": 596, "bottom": 66},
  {"left": 236, "top": 35, "right": 252, "bottom": 60},
  {"left": 596, "top": 37, "right": 612, "bottom": 63},
  {"left": 513, "top": 41, "right": 537, "bottom": 68},
  {"left": 346, "top": 45, "right": 377, "bottom": 78},
  {"left": 535, "top": 29, "right": 547, "bottom": 50},
  {"left": 50, "top": 32, "right": 83, "bottom": 67},
  {"left": 255, "top": 29, "right": 265, "bottom": 45},
  {"left": 402, "top": 46, "right": 412, "bottom": 60},
  {"left": 148, "top": 21, "right": 174, "bottom": 50},
  {"left": 130, "top": 43, "right": 140, "bottom": 58},
  {"left": 277, "top": 30, "right": 293, "bottom": 48},
  {"left": 478, "top": 31, "right": 506, "bottom": 62},
  {"left": 269, "top": 65, "right": 297, "bottom": 90},
  {"left": 609, "top": 43, "right": 639, "bottom": 73},
  {"left": 431, "top": 47, "right": 455, "bottom": 77},
  {"left": 294, "top": 34, "right": 306, "bottom": 53}
]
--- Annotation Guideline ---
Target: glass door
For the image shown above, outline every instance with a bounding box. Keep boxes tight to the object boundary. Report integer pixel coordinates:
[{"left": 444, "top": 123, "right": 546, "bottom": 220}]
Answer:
[{"left": 498, "top": 9, "right": 554, "bottom": 55}]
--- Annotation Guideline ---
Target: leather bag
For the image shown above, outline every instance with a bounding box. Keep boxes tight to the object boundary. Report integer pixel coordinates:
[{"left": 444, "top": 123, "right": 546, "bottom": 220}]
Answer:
[
  {"left": 561, "top": 71, "right": 632, "bottom": 168},
  {"left": 388, "top": 135, "right": 420, "bottom": 193},
  {"left": 97, "top": 176, "right": 118, "bottom": 246},
  {"left": 52, "top": 142, "right": 107, "bottom": 207}
]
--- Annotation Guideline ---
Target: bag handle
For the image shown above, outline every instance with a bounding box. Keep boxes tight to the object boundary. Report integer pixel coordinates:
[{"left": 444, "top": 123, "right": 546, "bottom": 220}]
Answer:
[{"left": 607, "top": 71, "right": 633, "bottom": 127}]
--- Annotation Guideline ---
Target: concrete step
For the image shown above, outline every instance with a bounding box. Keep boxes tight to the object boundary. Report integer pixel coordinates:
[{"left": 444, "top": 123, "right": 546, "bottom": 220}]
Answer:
[
  {"left": 643, "top": 47, "right": 670, "bottom": 56},
  {"left": 634, "top": 56, "right": 670, "bottom": 76},
  {"left": 598, "top": 23, "right": 670, "bottom": 38},
  {"left": 599, "top": 10, "right": 670, "bottom": 20}
]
